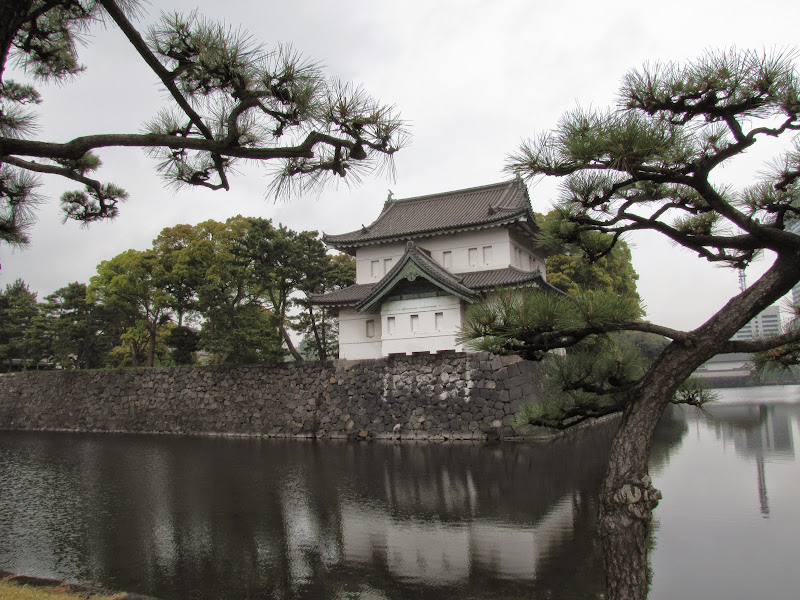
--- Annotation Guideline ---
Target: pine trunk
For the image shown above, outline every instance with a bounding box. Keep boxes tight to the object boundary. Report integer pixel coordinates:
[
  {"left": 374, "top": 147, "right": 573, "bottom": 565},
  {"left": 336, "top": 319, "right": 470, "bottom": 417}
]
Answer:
[
  {"left": 597, "top": 255, "right": 800, "bottom": 599},
  {"left": 0, "top": 0, "right": 33, "bottom": 81}
]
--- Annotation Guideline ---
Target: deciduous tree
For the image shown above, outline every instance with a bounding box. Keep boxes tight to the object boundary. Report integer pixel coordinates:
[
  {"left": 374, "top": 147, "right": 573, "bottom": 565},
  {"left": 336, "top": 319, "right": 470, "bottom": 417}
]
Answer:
[
  {"left": 0, "top": 0, "right": 406, "bottom": 244},
  {"left": 462, "top": 49, "right": 800, "bottom": 600},
  {"left": 296, "top": 253, "right": 355, "bottom": 360},
  {"left": 232, "top": 218, "right": 330, "bottom": 361},
  {"left": 538, "top": 209, "right": 641, "bottom": 307},
  {"left": 88, "top": 248, "right": 171, "bottom": 367}
]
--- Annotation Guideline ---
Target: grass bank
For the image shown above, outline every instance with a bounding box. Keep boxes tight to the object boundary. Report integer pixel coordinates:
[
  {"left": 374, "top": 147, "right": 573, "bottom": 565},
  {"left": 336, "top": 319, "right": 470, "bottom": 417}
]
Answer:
[{"left": 0, "top": 580, "right": 119, "bottom": 599}]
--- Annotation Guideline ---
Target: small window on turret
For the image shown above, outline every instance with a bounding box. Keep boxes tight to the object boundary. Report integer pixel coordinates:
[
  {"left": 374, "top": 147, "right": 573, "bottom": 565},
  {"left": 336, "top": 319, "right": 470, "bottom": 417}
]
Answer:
[
  {"left": 442, "top": 251, "right": 452, "bottom": 269},
  {"left": 468, "top": 248, "right": 478, "bottom": 267}
]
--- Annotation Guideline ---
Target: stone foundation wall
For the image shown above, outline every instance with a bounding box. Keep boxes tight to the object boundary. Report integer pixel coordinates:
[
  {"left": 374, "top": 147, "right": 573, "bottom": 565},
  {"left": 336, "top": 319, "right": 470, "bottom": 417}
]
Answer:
[{"left": 0, "top": 353, "right": 550, "bottom": 441}]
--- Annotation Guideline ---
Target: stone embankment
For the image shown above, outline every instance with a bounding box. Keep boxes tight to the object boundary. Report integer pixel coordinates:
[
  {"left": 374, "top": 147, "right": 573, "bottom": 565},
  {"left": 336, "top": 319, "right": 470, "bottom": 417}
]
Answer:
[{"left": 0, "top": 353, "right": 555, "bottom": 441}]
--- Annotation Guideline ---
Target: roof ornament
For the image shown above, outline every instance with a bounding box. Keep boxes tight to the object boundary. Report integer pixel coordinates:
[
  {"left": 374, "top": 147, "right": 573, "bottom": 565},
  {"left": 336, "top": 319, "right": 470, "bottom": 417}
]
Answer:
[
  {"left": 387, "top": 189, "right": 394, "bottom": 201},
  {"left": 361, "top": 224, "right": 369, "bottom": 233}
]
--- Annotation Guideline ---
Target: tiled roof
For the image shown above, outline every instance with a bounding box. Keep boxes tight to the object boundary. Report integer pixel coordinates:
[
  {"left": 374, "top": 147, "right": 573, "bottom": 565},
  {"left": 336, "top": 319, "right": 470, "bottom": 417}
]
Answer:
[
  {"left": 460, "top": 267, "right": 556, "bottom": 291},
  {"left": 309, "top": 284, "right": 374, "bottom": 306},
  {"left": 323, "top": 179, "right": 535, "bottom": 248},
  {"left": 309, "top": 259, "right": 559, "bottom": 308}
]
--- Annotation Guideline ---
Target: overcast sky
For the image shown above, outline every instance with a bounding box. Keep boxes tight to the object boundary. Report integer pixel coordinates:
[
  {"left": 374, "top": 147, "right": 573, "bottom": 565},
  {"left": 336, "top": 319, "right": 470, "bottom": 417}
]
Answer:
[{"left": 1, "top": 0, "right": 798, "bottom": 331}]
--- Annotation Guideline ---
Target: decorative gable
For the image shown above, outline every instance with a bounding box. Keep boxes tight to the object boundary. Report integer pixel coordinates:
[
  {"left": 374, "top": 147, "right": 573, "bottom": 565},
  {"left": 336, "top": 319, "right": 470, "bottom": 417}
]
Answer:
[{"left": 357, "top": 242, "right": 479, "bottom": 313}]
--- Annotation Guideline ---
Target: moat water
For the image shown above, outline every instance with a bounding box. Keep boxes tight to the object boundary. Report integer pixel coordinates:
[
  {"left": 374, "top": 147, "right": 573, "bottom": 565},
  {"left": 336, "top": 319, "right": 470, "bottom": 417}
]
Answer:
[{"left": 1, "top": 385, "right": 799, "bottom": 599}]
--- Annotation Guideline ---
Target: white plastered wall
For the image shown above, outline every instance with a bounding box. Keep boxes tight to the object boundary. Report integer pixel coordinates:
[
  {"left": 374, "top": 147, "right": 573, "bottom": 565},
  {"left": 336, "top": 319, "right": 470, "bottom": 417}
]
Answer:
[
  {"left": 355, "top": 242, "right": 408, "bottom": 284},
  {"left": 380, "top": 295, "right": 464, "bottom": 356},
  {"left": 338, "top": 308, "right": 383, "bottom": 359},
  {"left": 509, "top": 228, "right": 547, "bottom": 275},
  {"left": 353, "top": 228, "right": 546, "bottom": 282}
]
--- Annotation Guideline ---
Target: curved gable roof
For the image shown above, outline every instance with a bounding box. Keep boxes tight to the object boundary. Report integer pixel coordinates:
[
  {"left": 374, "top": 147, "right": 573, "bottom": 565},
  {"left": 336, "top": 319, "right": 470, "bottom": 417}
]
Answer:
[
  {"left": 323, "top": 179, "right": 535, "bottom": 249},
  {"left": 356, "top": 242, "right": 479, "bottom": 313}
]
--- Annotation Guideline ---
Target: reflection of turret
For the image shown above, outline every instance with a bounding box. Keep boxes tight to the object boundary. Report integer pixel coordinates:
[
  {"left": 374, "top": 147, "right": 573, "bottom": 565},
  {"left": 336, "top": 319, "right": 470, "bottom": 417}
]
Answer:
[
  {"left": 341, "top": 416, "right": 620, "bottom": 525},
  {"left": 0, "top": 419, "right": 642, "bottom": 600},
  {"left": 339, "top": 495, "right": 577, "bottom": 584}
]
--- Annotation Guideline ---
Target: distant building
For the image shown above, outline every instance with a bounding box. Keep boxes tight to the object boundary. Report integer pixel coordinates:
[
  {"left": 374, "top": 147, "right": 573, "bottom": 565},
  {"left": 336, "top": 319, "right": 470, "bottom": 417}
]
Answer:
[
  {"left": 731, "top": 304, "right": 782, "bottom": 342},
  {"left": 693, "top": 352, "right": 753, "bottom": 380},
  {"left": 310, "top": 180, "right": 554, "bottom": 359},
  {"left": 791, "top": 221, "right": 800, "bottom": 307}
]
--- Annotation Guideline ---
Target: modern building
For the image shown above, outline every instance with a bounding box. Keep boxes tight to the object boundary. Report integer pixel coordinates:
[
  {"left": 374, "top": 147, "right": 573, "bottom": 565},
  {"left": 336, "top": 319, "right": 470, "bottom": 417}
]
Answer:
[
  {"left": 791, "top": 221, "right": 800, "bottom": 307},
  {"left": 310, "top": 180, "right": 554, "bottom": 359},
  {"left": 731, "top": 304, "right": 782, "bottom": 341}
]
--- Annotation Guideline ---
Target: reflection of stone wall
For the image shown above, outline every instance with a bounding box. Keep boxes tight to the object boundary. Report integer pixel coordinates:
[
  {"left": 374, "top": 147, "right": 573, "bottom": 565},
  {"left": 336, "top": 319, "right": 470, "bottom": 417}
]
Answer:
[{"left": 0, "top": 353, "right": 552, "bottom": 440}]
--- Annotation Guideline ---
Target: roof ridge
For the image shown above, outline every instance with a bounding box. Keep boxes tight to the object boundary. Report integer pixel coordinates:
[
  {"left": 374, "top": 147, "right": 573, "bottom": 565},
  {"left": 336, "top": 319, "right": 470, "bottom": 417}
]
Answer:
[{"left": 389, "top": 179, "right": 515, "bottom": 205}]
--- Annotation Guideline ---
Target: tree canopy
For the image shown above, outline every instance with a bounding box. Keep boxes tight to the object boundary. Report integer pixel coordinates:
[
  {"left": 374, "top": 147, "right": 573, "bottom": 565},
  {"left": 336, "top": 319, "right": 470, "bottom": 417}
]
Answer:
[
  {"left": 537, "top": 209, "right": 641, "bottom": 306},
  {"left": 0, "top": 0, "right": 407, "bottom": 244},
  {"left": 5, "top": 215, "right": 353, "bottom": 369},
  {"left": 460, "top": 48, "right": 800, "bottom": 600}
]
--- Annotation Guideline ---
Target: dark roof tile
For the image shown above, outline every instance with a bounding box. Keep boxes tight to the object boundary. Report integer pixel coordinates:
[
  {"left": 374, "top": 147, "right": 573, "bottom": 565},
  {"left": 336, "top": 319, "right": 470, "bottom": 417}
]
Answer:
[
  {"left": 460, "top": 267, "right": 553, "bottom": 290},
  {"left": 323, "top": 179, "right": 535, "bottom": 248},
  {"left": 309, "top": 284, "right": 374, "bottom": 306},
  {"left": 310, "top": 265, "right": 559, "bottom": 307}
]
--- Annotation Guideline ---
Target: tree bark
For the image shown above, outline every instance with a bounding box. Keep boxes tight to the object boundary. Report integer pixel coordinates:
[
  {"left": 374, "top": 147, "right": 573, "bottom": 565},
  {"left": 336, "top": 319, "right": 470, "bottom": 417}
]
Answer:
[
  {"left": 278, "top": 322, "right": 304, "bottom": 362},
  {"left": 598, "top": 254, "right": 800, "bottom": 600},
  {"left": 0, "top": 0, "right": 33, "bottom": 84}
]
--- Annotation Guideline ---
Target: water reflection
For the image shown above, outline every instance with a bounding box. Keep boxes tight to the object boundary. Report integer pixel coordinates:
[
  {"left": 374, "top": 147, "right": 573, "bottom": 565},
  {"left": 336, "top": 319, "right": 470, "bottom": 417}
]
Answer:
[
  {"left": 1, "top": 393, "right": 799, "bottom": 599},
  {"left": 649, "top": 394, "right": 800, "bottom": 600},
  {"left": 703, "top": 403, "right": 795, "bottom": 517},
  {"left": 0, "top": 423, "right": 617, "bottom": 600}
]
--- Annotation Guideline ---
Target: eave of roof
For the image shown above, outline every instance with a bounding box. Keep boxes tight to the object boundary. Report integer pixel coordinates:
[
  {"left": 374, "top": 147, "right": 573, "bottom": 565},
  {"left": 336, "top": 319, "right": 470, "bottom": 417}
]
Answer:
[
  {"left": 308, "top": 283, "right": 375, "bottom": 307},
  {"left": 309, "top": 266, "right": 560, "bottom": 308},
  {"left": 323, "top": 179, "right": 537, "bottom": 249},
  {"left": 459, "top": 267, "right": 560, "bottom": 292}
]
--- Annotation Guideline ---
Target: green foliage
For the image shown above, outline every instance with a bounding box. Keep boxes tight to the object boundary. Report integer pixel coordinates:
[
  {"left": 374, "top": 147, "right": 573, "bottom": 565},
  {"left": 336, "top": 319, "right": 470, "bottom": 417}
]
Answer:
[
  {"left": 537, "top": 210, "right": 642, "bottom": 313},
  {"left": 514, "top": 340, "right": 715, "bottom": 429},
  {"left": 200, "top": 304, "right": 284, "bottom": 364},
  {"left": 674, "top": 377, "right": 719, "bottom": 406},
  {"left": 231, "top": 218, "right": 333, "bottom": 360},
  {"left": 43, "top": 282, "right": 118, "bottom": 369},
  {"left": 0, "top": 278, "right": 41, "bottom": 370},
  {"left": 489, "top": 49, "right": 800, "bottom": 439},
  {"left": 165, "top": 325, "right": 200, "bottom": 365},
  {"left": 106, "top": 319, "right": 172, "bottom": 368},
  {"left": 88, "top": 248, "right": 172, "bottom": 367},
  {"left": 295, "top": 253, "right": 355, "bottom": 360},
  {"left": 459, "top": 288, "right": 642, "bottom": 360},
  {"left": 513, "top": 334, "right": 650, "bottom": 428},
  {"left": 0, "top": 164, "right": 41, "bottom": 245},
  {"left": 508, "top": 49, "right": 800, "bottom": 270}
]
